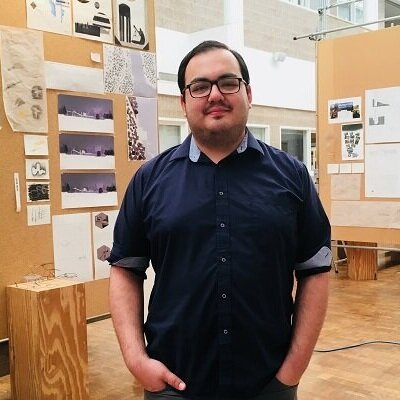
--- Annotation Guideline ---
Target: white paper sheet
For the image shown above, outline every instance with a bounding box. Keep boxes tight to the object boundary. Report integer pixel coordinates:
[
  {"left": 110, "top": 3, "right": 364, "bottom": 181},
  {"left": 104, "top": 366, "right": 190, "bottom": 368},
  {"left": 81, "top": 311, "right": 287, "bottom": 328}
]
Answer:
[
  {"left": 92, "top": 210, "right": 118, "bottom": 279},
  {"left": 331, "top": 201, "right": 400, "bottom": 228},
  {"left": 52, "top": 213, "right": 94, "bottom": 281},
  {"left": 365, "top": 86, "right": 400, "bottom": 143},
  {"left": 27, "top": 204, "right": 51, "bottom": 226},
  {"left": 26, "top": 0, "right": 72, "bottom": 35},
  {"left": 339, "top": 163, "right": 352, "bottom": 174},
  {"left": 327, "top": 164, "right": 339, "bottom": 174},
  {"left": 351, "top": 163, "right": 364, "bottom": 173},
  {"left": 1, "top": 27, "right": 48, "bottom": 133},
  {"left": 24, "top": 134, "right": 49, "bottom": 156},
  {"left": 330, "top": 174, "right": 361, "bottom": 200},
  {"left": 45, "top": 61, "right": 104, "bottom": 93},
  {"left": 365, "top": 143, "right": 400, "bottom": 198},
  {"left": 72, "top": 0, "right": 113, "bottom": 43}
]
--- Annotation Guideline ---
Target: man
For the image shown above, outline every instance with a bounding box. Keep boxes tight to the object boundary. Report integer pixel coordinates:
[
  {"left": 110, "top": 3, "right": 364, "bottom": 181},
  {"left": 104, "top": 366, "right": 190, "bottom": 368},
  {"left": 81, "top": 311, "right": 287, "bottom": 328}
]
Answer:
[{"left": 108, "top": 41, "right": 331, "bottom": 400}]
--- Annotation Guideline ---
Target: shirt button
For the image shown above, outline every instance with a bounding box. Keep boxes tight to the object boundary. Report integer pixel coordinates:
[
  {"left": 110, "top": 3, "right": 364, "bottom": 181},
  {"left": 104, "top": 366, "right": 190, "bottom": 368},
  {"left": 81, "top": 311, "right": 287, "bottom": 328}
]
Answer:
[
  {"left": 221, "top": 257, "right": 226, "bottom": 263},
  {"left": 219, "top": 191, "right": 224, "bottom": 196},
  {"left": 221, "top": 293, "right": 227, "bottom": 299},
  {"left": 223, "top": 329, "right": 229, "bottom": 334},
  {"left": 220, "top": 223, "right": 225, "bottom": 228}
]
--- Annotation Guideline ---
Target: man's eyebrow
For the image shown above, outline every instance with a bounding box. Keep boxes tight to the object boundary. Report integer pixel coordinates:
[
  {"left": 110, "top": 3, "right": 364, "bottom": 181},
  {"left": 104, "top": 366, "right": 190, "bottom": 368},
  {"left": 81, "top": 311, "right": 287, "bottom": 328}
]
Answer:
[{"left": 188, "top": 73, "right": 240, "bottom": 84}]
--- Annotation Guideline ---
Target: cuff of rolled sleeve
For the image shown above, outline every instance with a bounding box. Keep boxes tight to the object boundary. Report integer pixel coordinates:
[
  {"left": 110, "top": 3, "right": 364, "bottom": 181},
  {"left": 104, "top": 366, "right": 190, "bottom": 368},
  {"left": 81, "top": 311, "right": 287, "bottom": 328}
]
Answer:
[
  {"left": 107, "top": 254, "right": 150, "bottom": 279},
  {"left": 295, "top": 246, "right": 332, "bottom": 279}
]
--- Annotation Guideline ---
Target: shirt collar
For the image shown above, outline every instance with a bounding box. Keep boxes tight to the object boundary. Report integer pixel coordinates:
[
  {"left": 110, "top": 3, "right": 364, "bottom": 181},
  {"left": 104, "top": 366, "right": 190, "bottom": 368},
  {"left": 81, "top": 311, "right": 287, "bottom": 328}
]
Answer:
[{"left": 170, "top": 127, "right": 264, "bottom": 162}]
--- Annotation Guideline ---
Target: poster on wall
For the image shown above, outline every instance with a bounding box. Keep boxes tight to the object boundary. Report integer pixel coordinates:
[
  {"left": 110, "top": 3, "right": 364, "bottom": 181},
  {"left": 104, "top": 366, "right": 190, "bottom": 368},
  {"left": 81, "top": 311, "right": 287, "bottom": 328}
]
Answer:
[
  {"left": 52, "top": 213, "right": 94, "bottom": 281},
  {"left": 58, "top": 94, "right": 114, "bottom": 133},
  {"left": 341, "top": 123, "right": 364, "bottom": 160},
  {"left": 61, "top": 172, "right": 118, "bottom": 208},
  {"left": 103, "top": 44, "right": 156, "bottom": 97},
  {"left": 328, "top": 97, "right": 362, "bottom": 124},
  {"left": 72, "top": 0, "right": 113, "bottom": 43},
  {"left": 0, "top": 28, "right": 48, "bottom": 133},
  {"left": 26, "top": 0, "right": 72, "bottom": 36},
  {"left": 126, "top": 96, "right": 158, "bottom": 161},
  {"left": 365, "top": 86, "right": 400, "bottom": 144},
  {"left": 26, "top": 182, "right": 50, "bottom": 202},
  {"left": 113, "top": 0, "right": 149, "bottom": 50},
  {"left": 365, "top": 143, "right": 400, "bottom": 198},
  {"left": 59, "top": 133, "right": 115, "bottom": 169},
  {"left": 25, "top": 159, "right": 50, "bottom": 180}
]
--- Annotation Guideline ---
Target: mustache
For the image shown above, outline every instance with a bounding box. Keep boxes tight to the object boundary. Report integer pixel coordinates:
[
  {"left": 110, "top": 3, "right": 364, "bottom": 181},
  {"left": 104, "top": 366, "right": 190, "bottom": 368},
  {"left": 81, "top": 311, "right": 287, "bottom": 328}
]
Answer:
[{"left": 204, "top": 103, "right": 232, "bottom": 114}]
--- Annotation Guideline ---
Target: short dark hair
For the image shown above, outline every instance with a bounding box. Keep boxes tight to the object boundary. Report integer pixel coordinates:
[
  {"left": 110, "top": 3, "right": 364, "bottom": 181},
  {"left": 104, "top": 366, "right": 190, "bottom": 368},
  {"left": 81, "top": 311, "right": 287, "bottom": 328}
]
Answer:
[{"left": 177, "top": 40, "right": 250, "bottom": 93}]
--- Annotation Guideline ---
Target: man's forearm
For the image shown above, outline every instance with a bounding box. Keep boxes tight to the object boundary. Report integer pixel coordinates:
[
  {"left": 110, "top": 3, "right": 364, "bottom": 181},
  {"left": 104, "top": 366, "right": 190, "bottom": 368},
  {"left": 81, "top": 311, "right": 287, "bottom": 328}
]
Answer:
[
  {"left": 109, "top": 266, "right": 148, "bottom": 372},
  {"left": 277, "top": 272, "right": 329, "bottom": 385}
]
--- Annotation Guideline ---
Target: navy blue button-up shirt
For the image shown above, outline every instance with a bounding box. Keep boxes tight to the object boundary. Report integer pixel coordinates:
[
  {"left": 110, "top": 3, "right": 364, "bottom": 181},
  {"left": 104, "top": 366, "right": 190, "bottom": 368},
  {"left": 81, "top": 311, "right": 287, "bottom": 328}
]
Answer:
[{"left": 109, "top": 130, "right": 331, "bottom": 400}]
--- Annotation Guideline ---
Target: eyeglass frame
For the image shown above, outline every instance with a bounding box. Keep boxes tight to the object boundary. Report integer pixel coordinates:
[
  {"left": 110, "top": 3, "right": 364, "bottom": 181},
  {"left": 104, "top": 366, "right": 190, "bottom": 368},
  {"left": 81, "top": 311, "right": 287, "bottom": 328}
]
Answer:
[{"left": 181, "top": 76, "right": 248, "bottom": 98}]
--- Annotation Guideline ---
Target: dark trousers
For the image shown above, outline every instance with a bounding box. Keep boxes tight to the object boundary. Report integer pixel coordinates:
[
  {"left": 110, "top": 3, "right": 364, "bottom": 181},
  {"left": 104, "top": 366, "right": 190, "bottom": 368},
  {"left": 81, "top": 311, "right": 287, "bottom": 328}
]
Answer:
[{"left": 144, "top": 379, "right": 298, "bottom": 400}]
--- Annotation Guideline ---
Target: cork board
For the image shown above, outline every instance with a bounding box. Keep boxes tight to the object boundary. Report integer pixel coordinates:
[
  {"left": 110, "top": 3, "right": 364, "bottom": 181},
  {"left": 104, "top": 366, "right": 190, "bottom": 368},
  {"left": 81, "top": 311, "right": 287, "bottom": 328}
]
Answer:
[
  {"left": 0, "top": 0, "right": 155, "bottom": 339},
  {"left": 317, "top": 26, "right": 400, "bottom": 245}
]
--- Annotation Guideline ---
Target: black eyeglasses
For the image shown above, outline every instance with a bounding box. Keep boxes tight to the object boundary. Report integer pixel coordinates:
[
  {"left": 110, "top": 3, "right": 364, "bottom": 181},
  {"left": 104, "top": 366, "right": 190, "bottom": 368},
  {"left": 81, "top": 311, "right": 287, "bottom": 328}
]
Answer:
[{"left": 182, "top": 77, "right": 247, "bottom": 98}]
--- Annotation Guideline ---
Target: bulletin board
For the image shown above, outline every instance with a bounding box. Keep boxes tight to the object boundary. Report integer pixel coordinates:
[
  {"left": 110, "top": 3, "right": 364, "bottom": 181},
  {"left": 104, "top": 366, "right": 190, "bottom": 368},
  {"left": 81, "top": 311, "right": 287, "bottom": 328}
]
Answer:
[
  {"left": 0, "top": 0, "right": 156, "bottom": 340},
  {"left": 317, "top": 26, "right": 400, "bottom": 246}
]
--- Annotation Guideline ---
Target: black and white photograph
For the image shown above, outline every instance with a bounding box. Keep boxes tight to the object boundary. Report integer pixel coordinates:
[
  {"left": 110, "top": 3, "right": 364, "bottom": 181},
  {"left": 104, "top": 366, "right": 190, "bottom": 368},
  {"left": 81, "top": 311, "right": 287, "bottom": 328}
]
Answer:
[
  {"left": 73, "top": 0, "right": 113, "bottom": 43},
  {"left": 58, "top": 94, "right": 114, "bottom": 133},
  {"left": 26, "top": 182, "right": 50, "bottom": 202},
  {"left": 25, "top": 159, "right": 50, "bottom": 180},
  {"left": 60, "top": 133, "right": 115, "bottom": 169},
  {"left": 61, "top": 172, "right": 117, "bottom": 208},
  {"left": 113, "top": 0, "right": 149, "bottom": 50}
]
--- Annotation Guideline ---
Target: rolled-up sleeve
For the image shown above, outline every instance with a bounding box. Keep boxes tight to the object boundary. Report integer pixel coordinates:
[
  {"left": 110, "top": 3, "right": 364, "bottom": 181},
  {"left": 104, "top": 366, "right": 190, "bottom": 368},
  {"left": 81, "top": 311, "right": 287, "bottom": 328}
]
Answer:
[{"left": 107, "top": 169, "right": 150, "bottom": 279}]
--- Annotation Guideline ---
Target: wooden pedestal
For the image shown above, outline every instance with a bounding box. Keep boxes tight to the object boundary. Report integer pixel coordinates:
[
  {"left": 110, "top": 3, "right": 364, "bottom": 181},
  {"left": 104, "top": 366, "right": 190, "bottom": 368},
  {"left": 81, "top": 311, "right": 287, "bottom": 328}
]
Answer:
[
  {"left": 346, "top": 241, "right": 377, "bottom": 280},
  {"left": 6, "top": 279, "right": 89, "bottom": 400}
]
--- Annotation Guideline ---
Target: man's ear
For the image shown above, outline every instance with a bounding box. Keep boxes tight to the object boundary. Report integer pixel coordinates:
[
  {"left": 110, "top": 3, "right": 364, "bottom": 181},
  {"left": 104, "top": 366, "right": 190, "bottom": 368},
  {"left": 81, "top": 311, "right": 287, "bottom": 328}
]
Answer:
[
  {"left": 246, "top": 84, "right": 253, "bottom": 108},
  {"left": 180, "top": 94, "right": 187, "bottom": 116}
]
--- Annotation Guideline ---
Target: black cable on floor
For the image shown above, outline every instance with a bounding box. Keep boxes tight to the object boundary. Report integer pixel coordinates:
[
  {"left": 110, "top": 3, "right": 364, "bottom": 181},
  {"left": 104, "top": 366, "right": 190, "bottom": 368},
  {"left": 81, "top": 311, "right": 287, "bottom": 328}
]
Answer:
[{"left": 314, "top": 340, "right": 400, "bottom": 353}]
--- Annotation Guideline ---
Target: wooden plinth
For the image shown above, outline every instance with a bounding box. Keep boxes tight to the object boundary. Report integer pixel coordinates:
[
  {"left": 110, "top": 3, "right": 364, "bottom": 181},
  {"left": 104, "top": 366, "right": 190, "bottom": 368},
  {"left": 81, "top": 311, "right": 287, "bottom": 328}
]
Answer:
[
  {"left": 6, "top": 279, "right": 89, "bottom": 400},
  {"left": 346, "top": 241, "right": 377, "bottom": 280}
]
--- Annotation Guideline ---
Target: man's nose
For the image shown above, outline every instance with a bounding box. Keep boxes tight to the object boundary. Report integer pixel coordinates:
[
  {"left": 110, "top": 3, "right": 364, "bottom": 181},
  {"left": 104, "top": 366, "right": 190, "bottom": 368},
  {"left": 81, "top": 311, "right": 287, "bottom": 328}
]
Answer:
[{"left": 208, "top": 83, "right": 224, "bottom": 101}]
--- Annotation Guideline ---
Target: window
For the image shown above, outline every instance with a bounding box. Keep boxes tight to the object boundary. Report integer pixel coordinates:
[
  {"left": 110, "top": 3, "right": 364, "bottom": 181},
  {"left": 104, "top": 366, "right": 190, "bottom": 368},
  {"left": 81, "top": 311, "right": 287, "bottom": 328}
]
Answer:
[
  {"left": 280, "top": 127, "right": 313, "bottom": 173},
  {"left": 248, "top": 125, "right": 270, "bottom": 144},
  {"left": 158, "top": 119, "right": 188, "bottom": 153},
  {"left": 286, "top": 0, "right": 364, "bottom": 24}
]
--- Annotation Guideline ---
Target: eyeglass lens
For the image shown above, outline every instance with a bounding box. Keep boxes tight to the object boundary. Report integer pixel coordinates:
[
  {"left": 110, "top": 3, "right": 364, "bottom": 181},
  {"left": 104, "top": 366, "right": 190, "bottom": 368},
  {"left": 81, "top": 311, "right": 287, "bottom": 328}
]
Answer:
[{"left": 189, "top": 78, "right": 241, "bottom": 97}]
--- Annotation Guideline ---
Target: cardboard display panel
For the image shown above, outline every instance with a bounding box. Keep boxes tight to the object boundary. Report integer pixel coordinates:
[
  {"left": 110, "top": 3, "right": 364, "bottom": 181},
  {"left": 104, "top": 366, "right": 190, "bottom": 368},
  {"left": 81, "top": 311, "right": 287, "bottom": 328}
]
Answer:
[
  {"left": 317, "top": 26, "right": 400, "bottom": 246},
  {"left": 0, "top": 0, "right": 156, "bottom": 339}
]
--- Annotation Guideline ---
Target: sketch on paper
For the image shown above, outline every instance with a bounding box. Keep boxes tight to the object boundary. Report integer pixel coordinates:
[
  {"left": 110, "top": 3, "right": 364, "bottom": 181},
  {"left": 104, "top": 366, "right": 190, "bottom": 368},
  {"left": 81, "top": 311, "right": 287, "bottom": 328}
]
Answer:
[
  {"left": 61, "top": 172, "right": 118, "bottom": 208},
  {"left": 103, "top": 44, "right": 156, "bottom": 97},
  {"left": 27, "top": 182, "right": 50, "bottom": 202},
  {"left": 365, "top": 86, "right": 400, "bottom": 143},
  {"left": 113, "top": 0, "right": 148, "bottom": 50},
  {"left": 60, "top": 133, "right": 115, "bottom": 169},
  {"left": 26, "top": 0, "right": 72, "bottom": 35},
  {"left": 126, "top": 96, "right": 158, "bottom": 160},
  {"left": 24, "top": 134, "right": 49, "bottom": 156},
  {"left": 328, "top": 97, "right": 362, "bottom": 124},
  {"left": 26, "top": 159, "right": 50, "bottom": 180},
  {"left": 0, "top": 28, "right": 48, "bottom": 133},
  {"left": 52, "top": 213, "right": 94, "bottom": 281},
  {"left": 73, "top": 0, "right": 113, "bottom": 43},
  {"left": 27, "top": 204, "right": 51, "bottom": 226},
  {"left": 341, "top": 124, "right": 364, "bottom": 160},
  {"left": 58, "top": 94, "right": 114, "bottom": 133},
  {"left": 92, "top": 210, "right": 119, "bottom": 279}
]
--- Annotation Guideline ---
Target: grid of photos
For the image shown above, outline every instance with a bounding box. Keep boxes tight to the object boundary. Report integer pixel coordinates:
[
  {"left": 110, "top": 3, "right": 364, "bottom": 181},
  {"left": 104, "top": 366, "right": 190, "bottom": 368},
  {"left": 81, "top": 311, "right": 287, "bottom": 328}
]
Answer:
[{"left": 58, "top": 94, "right": 117, "bottom": 209}]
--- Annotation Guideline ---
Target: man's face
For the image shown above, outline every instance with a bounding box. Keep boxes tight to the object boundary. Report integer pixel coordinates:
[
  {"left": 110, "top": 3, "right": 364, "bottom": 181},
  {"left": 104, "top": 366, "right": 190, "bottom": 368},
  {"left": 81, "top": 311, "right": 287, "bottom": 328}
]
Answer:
[{"left": 180, "top": 48, "right": 252, "bottom": 141}]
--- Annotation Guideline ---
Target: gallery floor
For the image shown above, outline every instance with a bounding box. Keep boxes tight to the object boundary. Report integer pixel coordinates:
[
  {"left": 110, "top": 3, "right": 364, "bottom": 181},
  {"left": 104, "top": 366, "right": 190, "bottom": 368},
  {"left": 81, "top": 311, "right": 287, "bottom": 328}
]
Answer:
[{"left": 0, "top": 265, "right": 399, "bottom": 400}]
